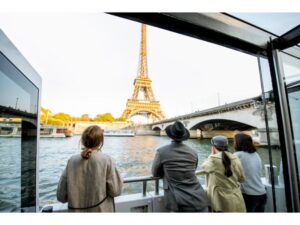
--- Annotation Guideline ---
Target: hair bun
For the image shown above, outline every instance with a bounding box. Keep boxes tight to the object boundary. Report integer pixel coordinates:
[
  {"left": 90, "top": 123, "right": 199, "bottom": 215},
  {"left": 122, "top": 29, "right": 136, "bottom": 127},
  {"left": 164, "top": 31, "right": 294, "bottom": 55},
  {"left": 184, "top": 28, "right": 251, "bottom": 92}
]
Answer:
[{"left": 81, "top": 149, "right": 93, "bottom": 159}]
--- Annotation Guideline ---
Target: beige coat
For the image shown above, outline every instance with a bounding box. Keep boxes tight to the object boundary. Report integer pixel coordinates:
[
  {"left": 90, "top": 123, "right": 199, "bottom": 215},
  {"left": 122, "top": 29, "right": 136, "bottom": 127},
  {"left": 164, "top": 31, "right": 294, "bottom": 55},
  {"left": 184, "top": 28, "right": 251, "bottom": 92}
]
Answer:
[
  {"left": 200, "top": 151, "right": 246, "bottom": 212},
  {"left": 57, "top": 151, "right": 123, "bottom": 212}
]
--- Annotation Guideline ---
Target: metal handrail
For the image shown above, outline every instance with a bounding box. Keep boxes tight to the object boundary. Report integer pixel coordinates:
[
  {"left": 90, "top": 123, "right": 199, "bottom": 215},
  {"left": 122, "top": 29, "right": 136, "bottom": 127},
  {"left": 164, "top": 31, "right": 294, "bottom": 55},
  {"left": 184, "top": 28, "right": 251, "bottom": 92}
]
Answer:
[
  {"left": 122, "top": 172, "right": 203, "bottom": 197},
  {"left": 123, "top": 176, "right": 161, "bottom": 196}
]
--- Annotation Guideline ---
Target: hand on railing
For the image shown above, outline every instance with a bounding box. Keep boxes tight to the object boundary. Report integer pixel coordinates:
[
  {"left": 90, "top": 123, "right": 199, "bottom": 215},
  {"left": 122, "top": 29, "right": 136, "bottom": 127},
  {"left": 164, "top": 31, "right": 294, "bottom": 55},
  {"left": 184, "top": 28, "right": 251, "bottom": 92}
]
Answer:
[{"left": 195, "top": 170, "right": 205, "bottom": 175}]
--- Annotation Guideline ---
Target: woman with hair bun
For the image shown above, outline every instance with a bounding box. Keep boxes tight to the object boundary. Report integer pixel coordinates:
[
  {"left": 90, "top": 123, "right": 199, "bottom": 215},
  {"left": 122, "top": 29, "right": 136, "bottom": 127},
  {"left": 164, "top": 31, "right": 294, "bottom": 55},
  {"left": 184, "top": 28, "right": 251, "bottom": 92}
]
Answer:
[
  {"left": 57, "top": 125, "right": 123, "bottom": 212},
  {"left": 199, "top": 135, "right": 246, "bottom": 212}
]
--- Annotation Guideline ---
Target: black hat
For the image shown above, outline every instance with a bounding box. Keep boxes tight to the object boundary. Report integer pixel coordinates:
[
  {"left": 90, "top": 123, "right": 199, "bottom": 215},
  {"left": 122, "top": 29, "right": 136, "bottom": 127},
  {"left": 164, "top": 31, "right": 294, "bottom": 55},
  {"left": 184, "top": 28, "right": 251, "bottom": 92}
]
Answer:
[{"left": 165, "top": 121, "right": 190, "bottom": 141}]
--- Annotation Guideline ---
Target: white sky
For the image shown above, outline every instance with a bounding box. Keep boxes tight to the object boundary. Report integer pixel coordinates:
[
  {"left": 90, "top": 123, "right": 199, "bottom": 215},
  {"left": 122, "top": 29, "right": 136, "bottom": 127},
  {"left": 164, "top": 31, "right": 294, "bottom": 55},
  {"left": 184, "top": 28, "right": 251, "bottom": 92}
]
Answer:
[{"left": 0, "top": 13, "right": 262, "bottom": 119}]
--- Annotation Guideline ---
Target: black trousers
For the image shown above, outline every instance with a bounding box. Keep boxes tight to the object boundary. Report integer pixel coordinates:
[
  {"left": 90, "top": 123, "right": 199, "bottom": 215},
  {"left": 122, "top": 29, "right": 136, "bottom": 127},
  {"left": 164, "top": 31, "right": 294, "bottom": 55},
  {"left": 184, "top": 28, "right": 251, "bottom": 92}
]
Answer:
[{"left": 242, "top": 193, "right": 267, "bottom": 212}]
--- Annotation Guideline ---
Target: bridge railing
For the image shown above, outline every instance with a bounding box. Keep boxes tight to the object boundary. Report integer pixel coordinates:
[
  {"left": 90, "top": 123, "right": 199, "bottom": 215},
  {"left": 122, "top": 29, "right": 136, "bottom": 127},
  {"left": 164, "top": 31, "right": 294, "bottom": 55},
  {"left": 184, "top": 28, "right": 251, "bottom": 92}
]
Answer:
[{"left": 150, "top": 96, "right": 262, "bottom": 125}]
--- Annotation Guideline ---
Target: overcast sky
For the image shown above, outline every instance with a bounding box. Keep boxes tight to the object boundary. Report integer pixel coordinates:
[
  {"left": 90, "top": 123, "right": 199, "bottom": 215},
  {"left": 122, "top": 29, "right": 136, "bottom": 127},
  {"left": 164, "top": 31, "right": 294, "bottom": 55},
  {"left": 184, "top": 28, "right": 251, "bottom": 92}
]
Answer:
[{"left": 0, "top": 13, "right": 262, "bottom": 119}]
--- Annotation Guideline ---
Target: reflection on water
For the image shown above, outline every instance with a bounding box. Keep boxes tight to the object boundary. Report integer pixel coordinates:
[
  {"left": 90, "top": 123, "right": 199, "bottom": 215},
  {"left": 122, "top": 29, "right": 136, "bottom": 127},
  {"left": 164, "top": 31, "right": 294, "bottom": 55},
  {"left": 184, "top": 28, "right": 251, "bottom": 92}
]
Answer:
[
  {"left": 0, "top": 135, "right": 282, "bottom": 210},
  {"left": 0, "top": 138, "right": 21, "bottom": 212}
]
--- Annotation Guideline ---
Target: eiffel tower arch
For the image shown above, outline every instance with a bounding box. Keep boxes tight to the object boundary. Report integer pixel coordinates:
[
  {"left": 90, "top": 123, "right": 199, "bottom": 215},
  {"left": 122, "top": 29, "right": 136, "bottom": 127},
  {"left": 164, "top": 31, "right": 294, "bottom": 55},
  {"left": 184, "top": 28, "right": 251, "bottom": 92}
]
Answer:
[{"left": 121, "top": 24, "right": 165, "bottom": 122}]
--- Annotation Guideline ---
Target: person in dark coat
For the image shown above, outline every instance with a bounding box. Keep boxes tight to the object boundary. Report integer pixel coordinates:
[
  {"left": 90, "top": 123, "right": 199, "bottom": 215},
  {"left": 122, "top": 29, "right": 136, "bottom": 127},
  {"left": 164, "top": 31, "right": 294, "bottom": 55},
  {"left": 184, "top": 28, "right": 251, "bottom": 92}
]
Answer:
[{"left": 151, "top": 121, "right": 208, "bottom": 212}]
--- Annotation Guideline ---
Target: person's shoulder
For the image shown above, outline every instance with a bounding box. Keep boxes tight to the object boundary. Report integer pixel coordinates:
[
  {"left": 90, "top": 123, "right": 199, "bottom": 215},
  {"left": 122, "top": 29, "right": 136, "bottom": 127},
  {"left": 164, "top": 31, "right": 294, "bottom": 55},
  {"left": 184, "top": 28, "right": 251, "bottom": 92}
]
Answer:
[
  {"left": 66, "top": 154, "right": 82, "bottom": 166},
  {"left": 92, "top": 151, "right": 111, "bottom": 160},
  {"left": 234, "top": 151, "right": 251, "bottom": 159},
  {"left": 234, "top": 151, "right": 242, "bottom": 157},
  {"left": 226, "top": 151, "right": 237, "bottom": 158},
  {"left": 177, "top": 143, "right": 197, "bottom": 157},
  {"left": 91, "top": 151, "right": 116, "bottom": 166},
  {"left": 69, "top": 154, "right": 81, "bottom": 162},
  {"left": 156, "top": 143, "right": 172, "bottom": 152},
  {"left": 210, "top": 152, "right": 222, "bottom": 159},
  {"left": 228, "top": 152, "right": 243, "bottom": 162},
  {"left": 253, "top": 151, "right": 262, "bottom": 159},
  {"left": 182, "top": 143, "right": 197, "bottom": 151}
]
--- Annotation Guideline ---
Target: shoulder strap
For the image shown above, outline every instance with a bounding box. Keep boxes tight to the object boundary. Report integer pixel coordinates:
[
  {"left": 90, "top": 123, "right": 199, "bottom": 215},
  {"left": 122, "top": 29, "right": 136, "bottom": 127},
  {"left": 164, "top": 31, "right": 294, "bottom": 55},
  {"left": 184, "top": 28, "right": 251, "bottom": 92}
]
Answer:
[{"left": 68, "top": 195, "right": 109, "bottom": 210}]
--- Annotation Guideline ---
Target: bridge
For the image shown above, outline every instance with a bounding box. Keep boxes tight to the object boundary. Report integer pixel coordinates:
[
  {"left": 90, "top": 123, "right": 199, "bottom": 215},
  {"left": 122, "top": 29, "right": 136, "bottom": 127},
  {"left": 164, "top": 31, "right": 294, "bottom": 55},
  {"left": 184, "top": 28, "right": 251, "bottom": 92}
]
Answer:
[{"left": 144, "top": 96, "right": 279, "bottom": 145}]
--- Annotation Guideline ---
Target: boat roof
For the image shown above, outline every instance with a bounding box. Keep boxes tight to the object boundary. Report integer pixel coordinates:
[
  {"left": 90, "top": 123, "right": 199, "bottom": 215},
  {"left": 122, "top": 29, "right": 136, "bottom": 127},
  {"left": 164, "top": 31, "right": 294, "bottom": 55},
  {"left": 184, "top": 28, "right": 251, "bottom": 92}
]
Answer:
[{"left": 109, "top": 13, "right": 300, "bottom": 58}]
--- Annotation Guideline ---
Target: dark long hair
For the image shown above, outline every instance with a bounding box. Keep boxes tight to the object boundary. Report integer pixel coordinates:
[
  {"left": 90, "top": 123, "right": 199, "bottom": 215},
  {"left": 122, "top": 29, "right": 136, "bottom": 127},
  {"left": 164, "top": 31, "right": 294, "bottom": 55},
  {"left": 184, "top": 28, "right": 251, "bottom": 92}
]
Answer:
[
  {"left": 234, "top": 133, "right": 256, "bottom": 153},
  {"left": 214, "top": 145, "right": 233, "bottom": 177}
]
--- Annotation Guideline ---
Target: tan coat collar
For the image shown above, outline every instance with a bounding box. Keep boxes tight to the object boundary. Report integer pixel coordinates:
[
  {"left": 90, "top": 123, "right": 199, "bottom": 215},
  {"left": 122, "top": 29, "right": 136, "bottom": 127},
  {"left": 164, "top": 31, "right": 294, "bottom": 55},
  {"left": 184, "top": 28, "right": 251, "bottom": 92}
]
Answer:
[{"left": 210, "top": 151, "right": 237, "bottom": 160}]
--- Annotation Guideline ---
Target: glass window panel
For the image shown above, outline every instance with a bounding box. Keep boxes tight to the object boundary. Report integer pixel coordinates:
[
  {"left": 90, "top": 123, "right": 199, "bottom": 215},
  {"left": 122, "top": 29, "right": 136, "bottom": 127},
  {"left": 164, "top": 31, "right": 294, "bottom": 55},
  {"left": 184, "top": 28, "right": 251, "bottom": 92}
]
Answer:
[
  {"left": 0, "top": 52, "right": 38, "bottom": 115},
  {"left": 0, "top": 117, "right": 21, "bottom": 212},
  {"left": 229, "top": 13, "right": 300, "bottom": 37},
  {"left": 0, "top": 50, "right": 38, "bottom": 212},
  {"left": 258, "top": 56, "right": 287, "bottom": 212},
  {"left": 280, "top": 51, "right": 300, "bottom": 188}
]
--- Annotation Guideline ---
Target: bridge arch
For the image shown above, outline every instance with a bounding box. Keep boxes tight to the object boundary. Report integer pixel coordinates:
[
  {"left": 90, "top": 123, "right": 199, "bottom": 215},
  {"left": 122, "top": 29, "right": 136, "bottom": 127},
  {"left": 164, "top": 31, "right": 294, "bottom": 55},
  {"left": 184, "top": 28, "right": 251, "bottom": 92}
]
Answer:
[
  {"left": 186, "top": 108, "right": 267, "bottom": 130},
  {"left": 152, "top": 126, "right": 162, "bottom": 131},
  {"left": 189, "top": 119, "right": 256, "bottom": 131}
]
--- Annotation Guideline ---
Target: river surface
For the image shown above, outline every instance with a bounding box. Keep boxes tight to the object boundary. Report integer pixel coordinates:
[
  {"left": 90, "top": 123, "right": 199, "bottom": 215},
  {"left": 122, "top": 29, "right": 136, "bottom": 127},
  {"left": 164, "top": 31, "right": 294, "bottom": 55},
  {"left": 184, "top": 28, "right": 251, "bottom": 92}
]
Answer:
[{"left": 0, "top": 136, "right": 282, "bottom": 211}]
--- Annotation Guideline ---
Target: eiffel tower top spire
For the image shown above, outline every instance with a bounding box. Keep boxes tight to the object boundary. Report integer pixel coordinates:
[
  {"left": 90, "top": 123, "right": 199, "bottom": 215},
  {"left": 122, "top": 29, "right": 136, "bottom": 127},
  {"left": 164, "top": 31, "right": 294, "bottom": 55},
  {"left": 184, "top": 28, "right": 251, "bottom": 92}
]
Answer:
[
  {"left": 132, "top": 24, "right": 155, "bottom": 101},
  {"left": 121, "top": 24, "right": 165, "bottom": 121},
  {"left": 137, "top": 24, "right": 148, "bottom": 78}
]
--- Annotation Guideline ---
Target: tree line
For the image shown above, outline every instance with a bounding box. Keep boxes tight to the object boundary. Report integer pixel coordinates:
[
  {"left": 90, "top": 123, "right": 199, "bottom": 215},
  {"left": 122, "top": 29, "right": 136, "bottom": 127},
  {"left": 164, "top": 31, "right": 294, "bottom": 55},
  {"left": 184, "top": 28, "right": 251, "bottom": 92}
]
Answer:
[{"left": 40, "top": 107, "right": 126, "bottom": 126}]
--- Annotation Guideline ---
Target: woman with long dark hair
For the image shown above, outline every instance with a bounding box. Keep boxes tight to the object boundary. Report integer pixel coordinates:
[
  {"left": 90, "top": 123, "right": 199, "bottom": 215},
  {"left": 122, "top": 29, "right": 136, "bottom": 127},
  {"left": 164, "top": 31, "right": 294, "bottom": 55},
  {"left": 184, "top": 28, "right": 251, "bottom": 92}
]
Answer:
[
  {"left": 234, "top": 133, "right": 267, "bottom": 212},
  {"left": 199, "top": 135, "right": 246, "bottom": 212},
  {"left": 57, "top": 125, "right": 123, "bottom": 212}
]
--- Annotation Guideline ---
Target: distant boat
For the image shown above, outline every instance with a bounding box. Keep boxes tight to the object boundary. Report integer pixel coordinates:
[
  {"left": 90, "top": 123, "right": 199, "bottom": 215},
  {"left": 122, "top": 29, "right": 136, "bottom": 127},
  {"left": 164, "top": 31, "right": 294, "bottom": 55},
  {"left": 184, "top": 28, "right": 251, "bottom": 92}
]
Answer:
[
  {"left": 64, "top": 129, "right": 74, "bottom": 137},
  {"left": 0, "top": 123, "right": 21, "bottom": 137},
  {"left": 104, "top": 130, "right": 135, "bottom": 137},
  {"left": 40, "top": 125, "right": 70, "bottom": 138},
  {"left": 0, "top": 123, "right": 73, "bottom": 138}
]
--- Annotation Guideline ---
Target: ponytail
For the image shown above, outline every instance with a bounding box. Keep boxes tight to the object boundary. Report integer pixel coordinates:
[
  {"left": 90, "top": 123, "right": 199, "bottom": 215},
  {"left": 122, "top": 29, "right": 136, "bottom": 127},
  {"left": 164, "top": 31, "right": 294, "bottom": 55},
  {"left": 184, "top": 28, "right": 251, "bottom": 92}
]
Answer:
[
  {"left": 222, "top": 151, "right": 232, "bottom": 177},
  {"left": 81, "top": 148, "right": 93, "bottom": 159}
]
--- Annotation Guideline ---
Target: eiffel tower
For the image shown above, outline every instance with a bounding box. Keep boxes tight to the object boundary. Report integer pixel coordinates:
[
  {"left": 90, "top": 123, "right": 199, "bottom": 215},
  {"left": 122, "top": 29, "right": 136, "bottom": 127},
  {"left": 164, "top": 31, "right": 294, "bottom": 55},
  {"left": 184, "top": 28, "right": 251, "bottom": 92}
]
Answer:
[{"left": 121, "top": 24, "right": 165, "bottom": 121}]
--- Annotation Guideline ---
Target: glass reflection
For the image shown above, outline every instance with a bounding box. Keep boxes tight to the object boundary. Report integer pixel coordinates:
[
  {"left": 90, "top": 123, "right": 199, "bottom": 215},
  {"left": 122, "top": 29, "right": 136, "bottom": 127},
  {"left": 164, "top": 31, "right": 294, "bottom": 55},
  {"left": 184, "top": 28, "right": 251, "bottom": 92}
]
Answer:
[
  {"left": 281, "top": 52, "right": 300, "bottom": 186},
  {"left": 0, "top": 50, "right": 39, "bottom": 212},
  {"left": 0, "top": 117, "right": 21, "bottom": 212},
  {"left": 258, "top": 56, "right": 287, "bottom": 212},
  {"left": 0, "top": 52, "right": 38, "bottom": 115}
]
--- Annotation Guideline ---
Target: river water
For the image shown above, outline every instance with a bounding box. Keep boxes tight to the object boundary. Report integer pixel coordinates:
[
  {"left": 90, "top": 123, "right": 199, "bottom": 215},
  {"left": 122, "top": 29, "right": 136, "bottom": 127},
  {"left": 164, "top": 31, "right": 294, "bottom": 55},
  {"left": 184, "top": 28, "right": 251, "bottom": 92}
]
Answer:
[{"left": 0, "top": 136, "right": 282, "bottom": 211}]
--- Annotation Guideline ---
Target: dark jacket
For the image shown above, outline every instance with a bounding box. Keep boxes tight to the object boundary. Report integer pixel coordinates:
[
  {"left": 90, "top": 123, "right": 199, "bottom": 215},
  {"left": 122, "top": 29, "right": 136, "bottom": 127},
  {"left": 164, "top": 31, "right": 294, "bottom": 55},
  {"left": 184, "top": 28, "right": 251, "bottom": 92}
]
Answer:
[{"left": 151, "top": 141, "right": 208, "bottom": 212}]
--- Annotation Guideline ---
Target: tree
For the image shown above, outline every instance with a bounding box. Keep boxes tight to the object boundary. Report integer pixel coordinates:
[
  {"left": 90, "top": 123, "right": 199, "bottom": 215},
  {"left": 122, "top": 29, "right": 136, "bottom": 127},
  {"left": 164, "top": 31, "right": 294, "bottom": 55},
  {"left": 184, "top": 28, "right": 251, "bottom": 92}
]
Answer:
[
  {"left": 115, "top": 117, "right": 126, "bottom": 122},
  {"left": 53, "top": 113, "right": 72, "bottom": 122},
  {"left": 81, "top": 114, "right": 91, "bottom": 121},
  {"left": 40, "top": 107, "right": 125, "bottom": 124},
  {"left": 40, "top": 107, "right": 54, "bottom": 124},
  {"left": 94, "top": 113, "right": 115, "bottom": 122},
  {"left": 41, "top": 107, "right": 53, "bottom": 116},
  {"left": 46, "top": 117, "right": 64, "bottom": 126}
]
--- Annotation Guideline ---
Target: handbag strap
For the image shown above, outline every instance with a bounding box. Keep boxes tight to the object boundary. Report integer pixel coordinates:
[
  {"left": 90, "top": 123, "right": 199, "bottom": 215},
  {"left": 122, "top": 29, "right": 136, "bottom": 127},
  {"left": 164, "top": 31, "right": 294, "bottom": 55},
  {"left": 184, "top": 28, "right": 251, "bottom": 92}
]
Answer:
[{"left": 68, "top": 195, "right": 109, "bottom": 210}]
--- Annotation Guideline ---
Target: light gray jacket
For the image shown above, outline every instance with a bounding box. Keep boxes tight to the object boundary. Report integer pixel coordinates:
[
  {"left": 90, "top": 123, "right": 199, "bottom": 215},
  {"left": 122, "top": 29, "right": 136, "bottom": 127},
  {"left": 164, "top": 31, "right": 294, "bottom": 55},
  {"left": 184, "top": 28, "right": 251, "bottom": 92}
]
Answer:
[
  {"left": 151, "top": 141, "right": 208, "bottom": 212},
  {"left": 234, "top": 151, "right": 266, "bottom": 195},
  {"left": 57, "top": 151, "right": 123, "bottom": 212}
]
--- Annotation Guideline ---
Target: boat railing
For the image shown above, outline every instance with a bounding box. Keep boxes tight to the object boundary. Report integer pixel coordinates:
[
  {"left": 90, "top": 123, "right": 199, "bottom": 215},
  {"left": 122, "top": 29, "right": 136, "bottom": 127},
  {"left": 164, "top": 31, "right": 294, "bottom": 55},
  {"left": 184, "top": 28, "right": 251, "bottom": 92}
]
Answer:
[
  {"left": 41, "top": 175, "right": 163, "bottom": 212},
  {"left": 41, "top": 171, "right": 285, "bottom": 212},
  {"left": 123, "top": 176, "right": 160, "bottom": 196},
  {"left": 40, "top": 173, "right": 203, "bottom": 212}
]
